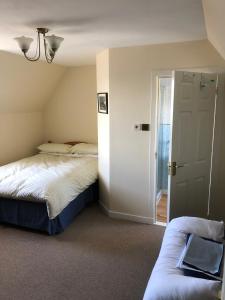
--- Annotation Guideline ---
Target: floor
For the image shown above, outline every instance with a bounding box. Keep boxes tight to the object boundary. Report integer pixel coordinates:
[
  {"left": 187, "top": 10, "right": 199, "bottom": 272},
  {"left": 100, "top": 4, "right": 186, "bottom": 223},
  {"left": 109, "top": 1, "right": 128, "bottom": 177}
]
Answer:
[
  {"left": 156, "top": 194, "right": 167, "bottom": 223},
  {"left": 0, "top": 203, "right": 164, "bottom": 300}
]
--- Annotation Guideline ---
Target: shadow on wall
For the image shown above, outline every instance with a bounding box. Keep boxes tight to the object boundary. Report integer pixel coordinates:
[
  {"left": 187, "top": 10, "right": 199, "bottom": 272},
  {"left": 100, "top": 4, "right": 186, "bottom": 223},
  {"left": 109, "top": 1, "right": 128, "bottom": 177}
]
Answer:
[{"left": 44, "top": 66, "right": 97, "bottom": 144}]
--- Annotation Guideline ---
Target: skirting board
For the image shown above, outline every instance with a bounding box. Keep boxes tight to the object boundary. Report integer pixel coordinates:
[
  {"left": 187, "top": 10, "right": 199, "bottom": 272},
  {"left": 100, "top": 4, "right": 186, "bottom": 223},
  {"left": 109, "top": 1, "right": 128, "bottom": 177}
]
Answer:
[{"left": 99, "top": 201, "right": 154, "bottom": 225}]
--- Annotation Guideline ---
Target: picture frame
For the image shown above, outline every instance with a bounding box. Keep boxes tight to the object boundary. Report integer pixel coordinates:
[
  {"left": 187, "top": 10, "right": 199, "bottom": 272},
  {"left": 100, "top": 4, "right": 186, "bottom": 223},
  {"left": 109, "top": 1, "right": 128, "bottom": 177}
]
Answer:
[{"left": 97, "top": 93, "right": 108, "bottom": 114}]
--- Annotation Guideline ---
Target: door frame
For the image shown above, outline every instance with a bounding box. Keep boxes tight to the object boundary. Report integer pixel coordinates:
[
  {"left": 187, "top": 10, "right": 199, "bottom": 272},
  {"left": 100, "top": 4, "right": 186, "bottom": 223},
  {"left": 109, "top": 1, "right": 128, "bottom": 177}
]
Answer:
[
  {"left": 150, "top": 68, "right": 220, "bottom": 224},
  {"left": 150, "top": 70, "right": 173, "bottom": 224}
]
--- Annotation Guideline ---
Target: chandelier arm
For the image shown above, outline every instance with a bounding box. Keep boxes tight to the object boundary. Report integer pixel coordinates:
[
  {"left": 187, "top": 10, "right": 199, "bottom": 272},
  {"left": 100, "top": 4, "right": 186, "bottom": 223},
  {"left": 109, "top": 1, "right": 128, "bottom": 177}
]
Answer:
[
  {"left": 43, "top": 35, "right": 54, "bottom": 64},
  {"left": 33, "top": 31, "right": 40, "bottom": 58},
  {"left": 15, "top": 28, "right": 62, "bottom": 64},
  {"left": 23, "top": 32, "right": 41, "bottom": 61}
]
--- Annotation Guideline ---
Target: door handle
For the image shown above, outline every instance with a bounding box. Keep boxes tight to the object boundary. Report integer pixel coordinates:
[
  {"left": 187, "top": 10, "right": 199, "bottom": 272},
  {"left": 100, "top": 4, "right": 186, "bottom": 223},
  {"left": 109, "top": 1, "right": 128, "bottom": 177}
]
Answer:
[
  {"left": 168, "top": 162, "right": 184, "bottom": 176},
  {"left": 176, "top": 164, "right": 184, "bottom": 169}
]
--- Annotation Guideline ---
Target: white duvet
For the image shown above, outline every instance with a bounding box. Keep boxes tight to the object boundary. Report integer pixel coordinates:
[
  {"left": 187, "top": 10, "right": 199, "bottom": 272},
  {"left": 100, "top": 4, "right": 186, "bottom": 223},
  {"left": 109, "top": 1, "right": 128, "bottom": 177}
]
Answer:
[{"left": 0, "top": 153, "right": 98, "bottom": 219}]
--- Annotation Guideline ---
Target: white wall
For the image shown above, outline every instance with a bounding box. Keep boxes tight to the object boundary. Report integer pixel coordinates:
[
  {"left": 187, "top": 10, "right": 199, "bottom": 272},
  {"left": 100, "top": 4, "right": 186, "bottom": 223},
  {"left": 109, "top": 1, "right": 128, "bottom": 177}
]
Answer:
[
  {"left": 0, "top": 52, "right": 98, "bottom": 165},
  {"left": 96, "top": 50, "right": 110, "bottom": 209},
  {"left": 44, "top": 66, "right": 97, "bottom": 143},
  {"left": 97, "top": 40, "right": 225, "bottom": 223},
  {"left": 0, "top": 51, "right": 65, "bottom": 113},
  {"left": 0, "top": 112, "right": 43, "bottom": 165},
  {"left": 0, "top": 51, "right": 65, "bottom": 165},
  {"left": 203, "top": 0, "right": 225, "bottom": 61}
]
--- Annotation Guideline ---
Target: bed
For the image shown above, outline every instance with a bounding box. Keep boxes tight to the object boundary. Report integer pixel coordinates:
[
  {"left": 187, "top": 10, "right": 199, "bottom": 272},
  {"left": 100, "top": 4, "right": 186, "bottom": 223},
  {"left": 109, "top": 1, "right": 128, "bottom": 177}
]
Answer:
[{"left": 0, "top": 142, "right": 98, "bottom": 234}]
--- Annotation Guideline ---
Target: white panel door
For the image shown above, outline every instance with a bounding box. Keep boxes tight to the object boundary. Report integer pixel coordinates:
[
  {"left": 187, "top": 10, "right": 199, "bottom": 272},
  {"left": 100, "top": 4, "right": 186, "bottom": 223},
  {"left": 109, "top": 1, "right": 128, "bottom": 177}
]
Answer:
[{"left": 169, "top": 71, "right": 217, "bottom": 220}]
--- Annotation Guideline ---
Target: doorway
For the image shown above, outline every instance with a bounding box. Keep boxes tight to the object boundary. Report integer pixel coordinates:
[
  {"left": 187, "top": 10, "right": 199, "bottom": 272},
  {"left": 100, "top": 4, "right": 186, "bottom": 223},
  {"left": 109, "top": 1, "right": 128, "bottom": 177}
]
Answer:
[
  {"left": 153, "top": 71, "right": 218, "bottom": 226},
  {"left": 155, "top": 76, "right": 172, "bottom": 224}
]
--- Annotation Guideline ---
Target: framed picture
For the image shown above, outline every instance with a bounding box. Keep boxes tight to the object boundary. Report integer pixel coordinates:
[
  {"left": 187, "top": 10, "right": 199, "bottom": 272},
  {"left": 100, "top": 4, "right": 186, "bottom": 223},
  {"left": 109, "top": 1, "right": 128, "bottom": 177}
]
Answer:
[{"left": 97, "top": 93, "right": 108, "bottom": 114}]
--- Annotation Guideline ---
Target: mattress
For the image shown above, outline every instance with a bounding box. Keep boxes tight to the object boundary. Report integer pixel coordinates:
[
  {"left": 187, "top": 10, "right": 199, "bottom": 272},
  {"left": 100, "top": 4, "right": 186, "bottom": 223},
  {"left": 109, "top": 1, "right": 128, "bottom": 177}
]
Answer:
[
  {"left": 0, "top": 153, "right": 98, "bottom": 219},
  {"left": 0, "top": 181, "right": 98, "bottom": 235}
]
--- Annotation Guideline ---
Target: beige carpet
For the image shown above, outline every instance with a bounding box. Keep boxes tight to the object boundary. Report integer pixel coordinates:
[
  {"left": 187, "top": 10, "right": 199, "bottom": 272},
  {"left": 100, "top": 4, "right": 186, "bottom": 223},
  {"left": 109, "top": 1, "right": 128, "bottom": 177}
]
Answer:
[{"left": 0, "top": 203, "right": 164, "bottom": 300}]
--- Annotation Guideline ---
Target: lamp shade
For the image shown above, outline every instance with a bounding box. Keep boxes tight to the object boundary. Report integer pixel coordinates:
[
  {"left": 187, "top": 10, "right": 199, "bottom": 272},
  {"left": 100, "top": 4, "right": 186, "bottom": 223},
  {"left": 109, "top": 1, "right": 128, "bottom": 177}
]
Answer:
[
  {"left": 14, "top": 36, "right": 33, "bottom": 53},
  {"left": 45, "top": 35, "right": 64, "bottom": 52}
]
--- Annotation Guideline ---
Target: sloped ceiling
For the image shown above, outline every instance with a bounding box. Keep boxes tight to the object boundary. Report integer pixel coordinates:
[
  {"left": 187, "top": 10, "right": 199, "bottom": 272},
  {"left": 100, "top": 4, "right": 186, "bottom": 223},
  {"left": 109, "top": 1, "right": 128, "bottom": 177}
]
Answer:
[
  {"left": 0, "top": 51, "right": 65, "bottom": 113},
  {"left": 203, "top": 0, "right": 225, "bottom": 60},
  {"left": 1, "top": 1, "right": 224, "bottom": 115}
]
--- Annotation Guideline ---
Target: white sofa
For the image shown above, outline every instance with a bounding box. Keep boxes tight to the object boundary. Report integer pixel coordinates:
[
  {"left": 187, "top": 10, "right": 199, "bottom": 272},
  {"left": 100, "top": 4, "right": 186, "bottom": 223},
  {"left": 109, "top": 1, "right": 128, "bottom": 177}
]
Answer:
[{"left": 143, "top": 217, "right": 224, "bottom": 300}]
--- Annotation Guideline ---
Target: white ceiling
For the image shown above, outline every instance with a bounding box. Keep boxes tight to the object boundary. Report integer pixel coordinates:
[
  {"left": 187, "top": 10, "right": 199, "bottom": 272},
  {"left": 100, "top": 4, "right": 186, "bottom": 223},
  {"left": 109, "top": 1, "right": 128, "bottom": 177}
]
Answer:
[{"left": 0, "top": 0, "right": 207, "bottom": 66}]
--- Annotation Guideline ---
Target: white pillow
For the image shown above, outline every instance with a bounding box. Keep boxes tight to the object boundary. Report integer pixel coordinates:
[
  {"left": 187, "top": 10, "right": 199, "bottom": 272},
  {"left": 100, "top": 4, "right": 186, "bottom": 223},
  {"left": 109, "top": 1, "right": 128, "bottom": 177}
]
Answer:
[
  {"left": 37, "top": 143, "right": 72, "bottom": 154},
  {"left": 70, "top": 143, "right": 98, "bottom": 155}
]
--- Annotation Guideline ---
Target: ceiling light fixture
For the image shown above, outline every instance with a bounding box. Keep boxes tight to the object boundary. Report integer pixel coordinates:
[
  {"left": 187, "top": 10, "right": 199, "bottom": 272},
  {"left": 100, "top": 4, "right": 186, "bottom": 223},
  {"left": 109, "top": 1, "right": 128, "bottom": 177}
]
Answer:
[{"left": 14, "top": 28, "right": 64, "bottom": 64}]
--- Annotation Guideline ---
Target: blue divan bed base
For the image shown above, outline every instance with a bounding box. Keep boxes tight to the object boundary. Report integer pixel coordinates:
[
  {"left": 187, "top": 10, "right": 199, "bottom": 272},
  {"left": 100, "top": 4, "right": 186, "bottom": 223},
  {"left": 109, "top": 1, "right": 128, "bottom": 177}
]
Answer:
[{"left": 0, "top": 181, "right": 98, "bottom": 235}]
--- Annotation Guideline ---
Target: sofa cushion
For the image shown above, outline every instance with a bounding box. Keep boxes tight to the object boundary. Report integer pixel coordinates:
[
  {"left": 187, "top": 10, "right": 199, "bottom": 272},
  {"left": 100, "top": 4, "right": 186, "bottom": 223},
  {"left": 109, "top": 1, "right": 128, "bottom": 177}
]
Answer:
[
  {"left": 169, "top": 217, "right": 224, "bottom": 242},
  {"left": 143, "top": 217, "right": 224, "bottom": 300}
]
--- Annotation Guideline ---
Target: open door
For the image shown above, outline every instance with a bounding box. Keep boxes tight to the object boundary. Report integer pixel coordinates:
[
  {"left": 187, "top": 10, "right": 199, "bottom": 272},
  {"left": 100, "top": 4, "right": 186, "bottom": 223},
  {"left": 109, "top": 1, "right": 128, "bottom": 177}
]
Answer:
[{"left": 168, "top": 71, "right": 217, "bottom": 220}]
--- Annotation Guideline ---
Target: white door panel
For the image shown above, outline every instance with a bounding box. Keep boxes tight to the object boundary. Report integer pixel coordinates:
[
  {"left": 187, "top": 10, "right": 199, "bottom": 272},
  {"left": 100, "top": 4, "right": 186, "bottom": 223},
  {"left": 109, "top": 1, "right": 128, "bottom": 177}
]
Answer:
[{"left": 169, "top": 71, "right": 216, "bottom": 220}]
